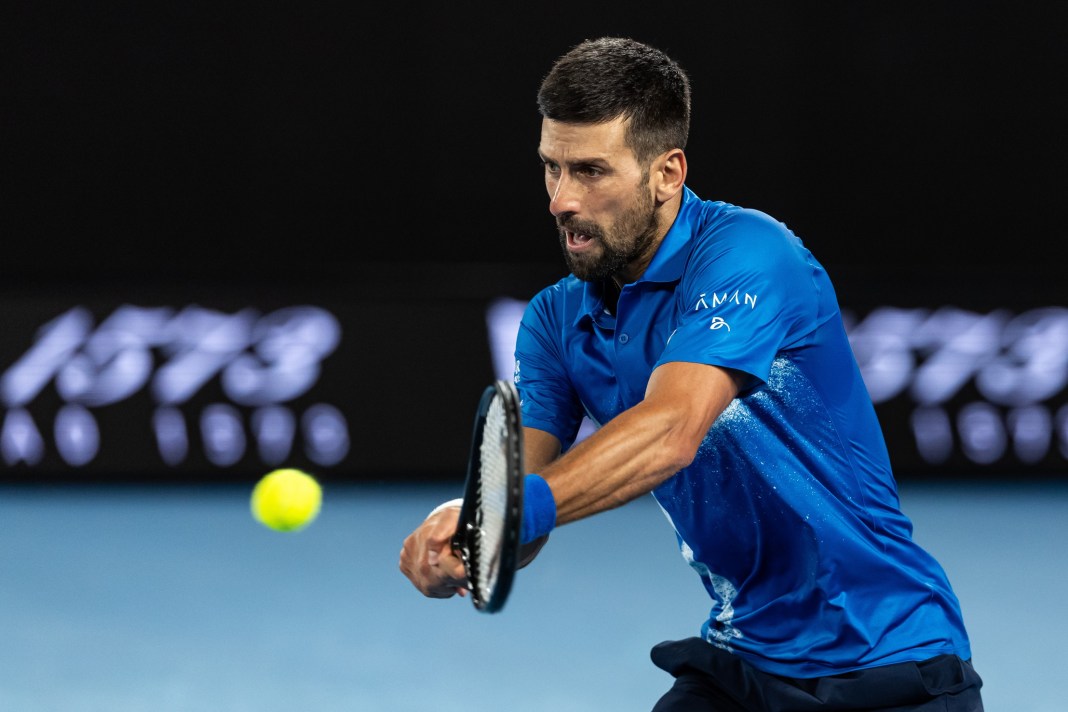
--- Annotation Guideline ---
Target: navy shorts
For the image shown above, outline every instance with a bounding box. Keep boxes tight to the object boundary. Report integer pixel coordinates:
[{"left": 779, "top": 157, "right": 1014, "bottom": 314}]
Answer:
[{"left": 650, "top": 638, "right": 984, "bottom": 711}]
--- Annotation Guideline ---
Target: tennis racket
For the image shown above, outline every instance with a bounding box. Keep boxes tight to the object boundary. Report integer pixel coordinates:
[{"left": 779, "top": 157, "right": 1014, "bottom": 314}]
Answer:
[{"left": 451, "top": 379, "right": 524, "bottom": 613}]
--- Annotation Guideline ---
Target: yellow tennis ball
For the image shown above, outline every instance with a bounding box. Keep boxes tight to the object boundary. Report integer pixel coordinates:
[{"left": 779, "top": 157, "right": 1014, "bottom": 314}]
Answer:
[{"left": 251, "top": 468, "right": 322, "bottom": 532}]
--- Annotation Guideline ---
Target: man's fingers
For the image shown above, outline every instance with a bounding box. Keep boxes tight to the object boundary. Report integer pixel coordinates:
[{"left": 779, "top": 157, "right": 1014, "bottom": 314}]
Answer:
[
  {"left": 439, "top": 550, "right": 467, "bottom": 582},
  {"left": 398, "top": 507, "right": 469, "bottom": 599}
]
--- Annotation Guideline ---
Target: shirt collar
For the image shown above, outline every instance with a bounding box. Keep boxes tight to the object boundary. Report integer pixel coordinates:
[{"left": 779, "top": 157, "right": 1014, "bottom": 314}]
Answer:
[
  {"left": 574, "top": 186, "right": 700, "bottom": 325},
  {"left": 641, "top": 185, "right": 700, "bottom": 284}
]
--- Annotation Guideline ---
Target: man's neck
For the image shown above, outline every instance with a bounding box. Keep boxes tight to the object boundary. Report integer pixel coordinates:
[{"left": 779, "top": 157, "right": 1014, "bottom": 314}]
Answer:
[{"left": 602, "top": 278, "right": 621, "bottom": 315}]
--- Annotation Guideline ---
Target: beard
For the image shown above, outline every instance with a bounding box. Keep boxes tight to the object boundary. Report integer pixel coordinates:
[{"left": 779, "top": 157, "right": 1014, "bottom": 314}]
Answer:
[{"left": 557, "top": 181, "right": 659, "bottom": 282}]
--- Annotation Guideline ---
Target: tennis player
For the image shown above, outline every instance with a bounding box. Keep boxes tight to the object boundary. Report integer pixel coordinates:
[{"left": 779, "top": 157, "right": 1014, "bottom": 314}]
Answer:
[{"left": 400, "top": 36, "right": 984, "bottom": 711}]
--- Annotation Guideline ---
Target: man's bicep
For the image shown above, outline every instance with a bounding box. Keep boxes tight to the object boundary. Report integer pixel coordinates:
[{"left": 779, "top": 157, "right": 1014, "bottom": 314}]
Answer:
[{"left": 645, "top": 361, "right": 745, "bottom": 440}]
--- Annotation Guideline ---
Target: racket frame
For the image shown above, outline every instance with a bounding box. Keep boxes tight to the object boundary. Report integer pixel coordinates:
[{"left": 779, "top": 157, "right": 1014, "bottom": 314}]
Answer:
[{"left": 452, "top": 379, "right": 524, "bottom": 613}]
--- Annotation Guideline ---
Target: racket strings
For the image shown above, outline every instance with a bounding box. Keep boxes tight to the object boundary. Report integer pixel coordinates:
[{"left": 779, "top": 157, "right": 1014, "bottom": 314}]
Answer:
[{"left": 473, "top": 395, "right": 511, "bottom": 600}]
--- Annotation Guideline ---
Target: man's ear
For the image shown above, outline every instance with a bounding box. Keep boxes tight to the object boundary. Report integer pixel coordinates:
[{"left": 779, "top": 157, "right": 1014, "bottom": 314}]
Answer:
[{"left": 654, "top": 148, "right": 687, "bottom": 203}]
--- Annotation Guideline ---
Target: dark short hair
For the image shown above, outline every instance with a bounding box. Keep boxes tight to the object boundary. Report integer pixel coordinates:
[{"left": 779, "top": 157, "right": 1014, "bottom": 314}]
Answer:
[{"left": 537, "top": 37, "right": 691, "bottom": 165}]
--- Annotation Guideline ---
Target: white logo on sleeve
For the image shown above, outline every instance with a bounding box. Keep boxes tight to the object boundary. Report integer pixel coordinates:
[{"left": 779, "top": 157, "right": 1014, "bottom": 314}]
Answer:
[
  {"left": 710, "top": 290, "right": 758, "bottom": 309},
  {"left": 696, "top": 288, "right": 757, "bottom": 331},
  {"left": 696, "top": 291, "right": 757, "bottom": 311}
]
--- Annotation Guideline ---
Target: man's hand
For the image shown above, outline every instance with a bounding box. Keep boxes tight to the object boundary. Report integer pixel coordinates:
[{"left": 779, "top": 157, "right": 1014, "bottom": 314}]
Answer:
[{"left": 399, "top": 506, "right": 469, "bottom": 599}]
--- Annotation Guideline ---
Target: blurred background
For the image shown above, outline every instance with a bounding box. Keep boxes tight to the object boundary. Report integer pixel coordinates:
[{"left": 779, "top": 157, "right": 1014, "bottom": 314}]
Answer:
[{"left": 2, "top": 1, "right": 1066, "bottom": 710}]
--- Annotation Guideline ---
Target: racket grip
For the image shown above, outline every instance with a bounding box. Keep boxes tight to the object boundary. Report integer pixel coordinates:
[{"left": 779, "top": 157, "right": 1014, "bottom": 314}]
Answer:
[{"left": 520, "top": 473, "right": 556, "bottom": 545}]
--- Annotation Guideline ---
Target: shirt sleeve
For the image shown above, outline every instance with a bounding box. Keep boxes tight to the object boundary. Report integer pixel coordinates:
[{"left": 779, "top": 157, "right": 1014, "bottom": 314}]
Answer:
[
  {"left": 513, "top": 288, "right": 586, "bottom": 450},
  {"left": 657, "top": 208, "right": 826, "bottom": 386}
]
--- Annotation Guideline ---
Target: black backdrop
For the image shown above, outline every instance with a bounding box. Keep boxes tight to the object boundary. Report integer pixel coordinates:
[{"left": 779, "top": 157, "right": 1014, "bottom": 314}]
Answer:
[{"left": 2, "top": 2, "right": 1066, "bottom": 483}]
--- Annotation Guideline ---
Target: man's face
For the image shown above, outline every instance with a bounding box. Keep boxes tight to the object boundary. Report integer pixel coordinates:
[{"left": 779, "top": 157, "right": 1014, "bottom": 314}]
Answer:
[{"left": 538, "top": 117, "right": 660, "bottom": 282}]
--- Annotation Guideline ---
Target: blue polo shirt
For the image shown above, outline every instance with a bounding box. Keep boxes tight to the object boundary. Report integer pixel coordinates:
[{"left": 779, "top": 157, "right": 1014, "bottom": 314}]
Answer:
[{"left": 513, "top": 187, "right": 972, "bottom": 677}]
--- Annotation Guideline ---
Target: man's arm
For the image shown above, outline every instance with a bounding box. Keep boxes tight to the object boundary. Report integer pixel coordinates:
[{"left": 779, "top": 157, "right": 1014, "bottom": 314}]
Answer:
[
  {"left": 539, "top": 361, "right": 743, "bottom": 526},
  {"left": 399, "top": 361, "right": 740, "bottom": 597},
  {"left": 515, "top": 426, "right": 562, "bottom": 566}
]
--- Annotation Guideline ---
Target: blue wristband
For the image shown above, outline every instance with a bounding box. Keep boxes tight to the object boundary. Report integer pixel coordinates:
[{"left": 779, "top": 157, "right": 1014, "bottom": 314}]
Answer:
[{"left": 520, "top": 473, "right": 556, "bottom": 545}]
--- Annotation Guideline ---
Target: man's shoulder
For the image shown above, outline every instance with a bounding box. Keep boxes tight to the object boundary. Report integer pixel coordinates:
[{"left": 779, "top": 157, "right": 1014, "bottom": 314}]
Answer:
[
  {"left": 680, "top": 198, "right": 819, "bottom": 289},
  {"left": 692, "top": 199, "right": 796, "bottom": 245},
  {"left": 526, "top": 273, "right": 585, "bottom": 313},
  {"left": 532, "top": 272, "right": 583, "bottom": 297}
]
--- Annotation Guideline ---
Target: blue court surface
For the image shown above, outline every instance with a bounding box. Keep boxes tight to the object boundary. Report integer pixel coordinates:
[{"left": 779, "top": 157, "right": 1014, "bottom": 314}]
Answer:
[{"left": 1, "top": 479, "right": 1064, "bottom": 711}]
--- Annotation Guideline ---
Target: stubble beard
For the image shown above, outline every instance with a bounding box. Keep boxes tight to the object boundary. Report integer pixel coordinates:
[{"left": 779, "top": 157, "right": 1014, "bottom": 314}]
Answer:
[{"left": 557, "top": 182, "right": 659, "bottom": 283}]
